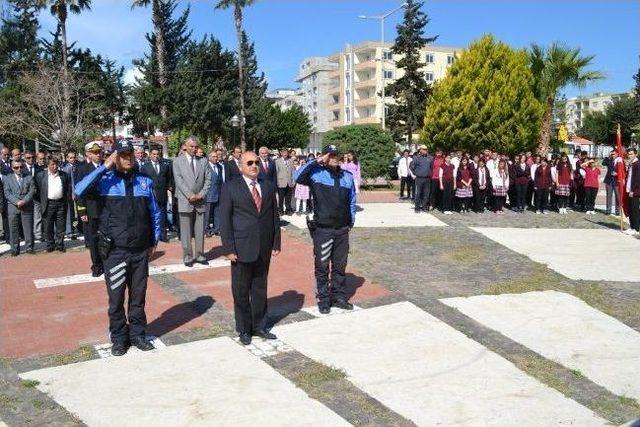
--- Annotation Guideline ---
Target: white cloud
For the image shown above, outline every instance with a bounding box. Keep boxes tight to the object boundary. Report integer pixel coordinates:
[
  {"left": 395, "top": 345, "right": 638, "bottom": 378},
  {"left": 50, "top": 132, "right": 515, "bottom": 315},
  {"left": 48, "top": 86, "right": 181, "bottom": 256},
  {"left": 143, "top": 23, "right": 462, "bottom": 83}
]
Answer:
[{"left": 124, "top": 67, "right": 143, "bottom": 86}]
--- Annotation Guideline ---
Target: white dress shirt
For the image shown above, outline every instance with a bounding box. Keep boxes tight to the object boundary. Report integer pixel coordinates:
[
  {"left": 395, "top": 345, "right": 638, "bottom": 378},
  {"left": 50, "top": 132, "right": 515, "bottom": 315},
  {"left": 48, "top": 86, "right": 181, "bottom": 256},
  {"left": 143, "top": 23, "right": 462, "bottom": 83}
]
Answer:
[
  {"left": 243, "top": 175, "right": 262, "bottom": 197},
  {"left": 627, "top": 159, "right": 637, "bottom": 193},
  {"left": 47, "top": 172, "right": 63, "bottom": 200}
]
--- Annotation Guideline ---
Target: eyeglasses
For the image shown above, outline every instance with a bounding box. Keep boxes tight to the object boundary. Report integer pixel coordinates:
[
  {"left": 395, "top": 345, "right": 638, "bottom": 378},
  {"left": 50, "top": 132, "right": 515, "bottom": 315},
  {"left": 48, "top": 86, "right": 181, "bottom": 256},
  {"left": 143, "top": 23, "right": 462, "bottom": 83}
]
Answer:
[
  {"left": 245, "top": 160, "right": 259, "bottom": 166},
  {"left": 12, "top": 166, "right": 21, "bottom": 170},
  {"left": 24, "top": 156, "right": 32, "bottom": 159}
]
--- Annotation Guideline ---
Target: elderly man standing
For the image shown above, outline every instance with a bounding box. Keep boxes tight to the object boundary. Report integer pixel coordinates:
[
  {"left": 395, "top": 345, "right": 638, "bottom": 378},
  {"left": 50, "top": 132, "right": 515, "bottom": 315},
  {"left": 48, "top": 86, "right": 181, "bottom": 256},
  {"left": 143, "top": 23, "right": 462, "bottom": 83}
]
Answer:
[
  {"left": 257, "top": 146, "right": 276, "bottom": 184},
  {"left": 35, "top": 157, "right": 69, "bottom": 252},
  {"left": 3, "top": 159, "right": 35, "bottom": 256},
  {"left": 173, "top": 136, "right": 211, "bottom": 267},
  {"left": 275, "top": 148, "right": 295, "bottom": 215},
  {"left": 410, "top": 145, "right": 434, "bottom": 213}
]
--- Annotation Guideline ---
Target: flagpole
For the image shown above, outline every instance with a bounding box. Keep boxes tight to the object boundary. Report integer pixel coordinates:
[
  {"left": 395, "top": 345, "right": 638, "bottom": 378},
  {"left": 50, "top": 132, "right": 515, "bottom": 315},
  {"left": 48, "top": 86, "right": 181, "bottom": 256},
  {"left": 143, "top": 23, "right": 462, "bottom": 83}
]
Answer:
[{"left": 616, "top": 123, "right": 625, "bottom": 232}]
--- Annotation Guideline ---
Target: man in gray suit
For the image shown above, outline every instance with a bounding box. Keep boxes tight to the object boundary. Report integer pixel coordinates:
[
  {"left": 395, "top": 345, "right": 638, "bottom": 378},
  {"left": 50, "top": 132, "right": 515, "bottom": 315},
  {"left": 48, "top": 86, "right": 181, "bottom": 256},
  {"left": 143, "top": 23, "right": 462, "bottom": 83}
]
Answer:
[
  {"left": 3, "top": 159, "right": 35, "bottom": 255},
  {"left": 173, "top": 136, "right": 211, "bottom": 267},
  {"left": 275, "top": 148, "right": 295, "bottom": 215}
]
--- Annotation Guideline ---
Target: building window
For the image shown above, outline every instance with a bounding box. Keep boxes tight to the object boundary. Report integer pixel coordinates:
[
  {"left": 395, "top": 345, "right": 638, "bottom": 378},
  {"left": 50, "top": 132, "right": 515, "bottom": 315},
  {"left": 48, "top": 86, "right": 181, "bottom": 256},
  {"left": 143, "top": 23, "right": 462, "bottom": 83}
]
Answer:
[
  {"left": 313, "top": 101, "right": 317, "bottom": 110},
  {"left": 345, "top": 55, "right": 351, "bottom": 70},
  {"left": 425, "top": 53, "right": 434, "bottom": 64},
  {"left": 346, "top": 108, "right": 351, "bottom": 122},
  {"left": 383, "top": 50, "right": 393, "bottom": 60},
  {"left": 345, "top": 73, "right": 351, "bottom": 88},
  {"left": 425, "top": 72, "right": 434, "bottom": 82},
  {"left": 383, "top": 70, "right": 393, "bottom": 79},
  {"left": 313, "top": 87, "right": 318, "bottom": 95},
  {"left": 346, "top": 90, "right": 351, "bottom": 105},
  {"left": 447, "top": 55, "right": 455, "bottom": 64}
]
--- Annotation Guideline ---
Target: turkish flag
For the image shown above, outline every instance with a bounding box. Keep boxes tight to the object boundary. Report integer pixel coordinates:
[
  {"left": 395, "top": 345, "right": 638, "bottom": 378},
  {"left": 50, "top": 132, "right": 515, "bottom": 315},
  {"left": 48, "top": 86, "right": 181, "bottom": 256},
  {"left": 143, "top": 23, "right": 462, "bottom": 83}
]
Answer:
[{"left": 616, "top": 124, "right": 628, "bottom": 216}]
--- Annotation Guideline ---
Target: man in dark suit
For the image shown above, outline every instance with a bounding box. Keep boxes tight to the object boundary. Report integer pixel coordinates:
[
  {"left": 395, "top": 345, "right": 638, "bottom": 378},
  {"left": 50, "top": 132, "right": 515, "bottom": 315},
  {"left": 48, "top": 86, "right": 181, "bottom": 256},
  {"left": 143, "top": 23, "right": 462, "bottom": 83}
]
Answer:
[
  {"left": 220, "top": 151, "right": 281, "bottom": 345},
  {"left": 205, "top": 150, "right": 224, "bottom": 236},
  {"left": 3, "top": 159, "right": 35, "bottom": 255},
  {"left": 626, "top": 148, "right": 640, "bottom": 235},
  {"left": 35, "top": 157, "right": 69, "bottom": 252},
  {"left": 75, "top": 141, "right": 104, "bottom": 276},
  {"left": 22, "top": 151, "right": 44, "bottom": 241},
  {"left": 216, "top": 148, "right": 229, "bottom": 183},
  {"left": 1, "top": 146, "right": 11, "bottom": 175},
  {"left": 141, "top": 148, "right": 173, "bottom": 242},
  {"left": 226, "top": 146, "right": 242, "bottom": 181},
  {"left": 257, "top": 146, "right": 276, "bottom": 183}
]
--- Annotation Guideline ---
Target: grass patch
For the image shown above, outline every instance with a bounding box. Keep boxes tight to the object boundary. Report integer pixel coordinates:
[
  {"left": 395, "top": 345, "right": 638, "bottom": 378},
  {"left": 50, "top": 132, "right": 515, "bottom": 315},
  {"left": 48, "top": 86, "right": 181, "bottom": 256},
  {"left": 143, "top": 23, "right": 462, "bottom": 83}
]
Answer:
[
  {"left": 486, "top": 269, "right": 560, "bottom": 295},
  {"left": 52, "top": 345, "right": 95, "bottom": 366},
  {"left": 592, "top": 395, "right": 640, "bottom": 424},
  {"left": 294, "top": 363, "right": 346, "bottom": 390},
  {"left": 444, "top": 245, "right": 483, "bottom": 264},
  {"left": 0, "top": 394, "right": 18, "bottom": 410},
  {"left": 20, "top": 379, "right": 40, "bottom": 388},
  {"left": 514, "top": 355, "right": 571, "bottom": 396},
  {"left": 32, "top": 399, "right": 45, "bottom": 409}
]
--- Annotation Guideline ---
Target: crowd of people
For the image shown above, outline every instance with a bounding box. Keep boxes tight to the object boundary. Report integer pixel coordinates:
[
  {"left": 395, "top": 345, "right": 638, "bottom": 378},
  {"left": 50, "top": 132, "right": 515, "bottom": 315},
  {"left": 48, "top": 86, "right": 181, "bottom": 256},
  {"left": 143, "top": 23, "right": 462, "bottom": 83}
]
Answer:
[{"left": 396, "top": 146, "right": 640, "bottom": 235}]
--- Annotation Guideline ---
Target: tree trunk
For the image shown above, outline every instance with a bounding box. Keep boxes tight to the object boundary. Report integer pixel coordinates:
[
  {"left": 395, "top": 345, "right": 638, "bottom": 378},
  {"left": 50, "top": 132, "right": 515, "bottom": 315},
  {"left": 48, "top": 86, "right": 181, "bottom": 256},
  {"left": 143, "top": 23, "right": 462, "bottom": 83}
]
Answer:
[
  {"left": 537, "top": 97, "right": 554, "bottom": 156},
  {"left": 59, "top": 11, "right": 71, "bottom": 154},
  {"left": 153, "top": 0, "right": 168, "bottom": 126},
  {"left": 234, "top": 2, "right": 246, "bottom": 151},
  {"left": 112, "top": 112, "right": 117, "bottom": 145}
]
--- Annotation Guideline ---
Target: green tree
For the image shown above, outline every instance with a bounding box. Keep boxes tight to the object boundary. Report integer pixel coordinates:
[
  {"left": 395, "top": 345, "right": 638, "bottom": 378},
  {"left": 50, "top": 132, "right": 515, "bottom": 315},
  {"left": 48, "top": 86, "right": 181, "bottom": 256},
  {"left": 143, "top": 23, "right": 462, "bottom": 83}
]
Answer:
[
  {"left": 633, "top": 61, "right": 640, "bottom": 110},
  {"left": 577, "top": 96, "right": 639, "bottom": 145},
  {"left": 529, "top": 42, "right": 603, "bottom": 154},
  {"left": 323, "top": 124, "right": 395, "bottom": 180},
  {"left": 385, "top": 0, "right": 437, "bottom": 145},
  {"left": 578, "top": 111, "right": 610, "bottom": 144},
  {"left": 215, "top": 0, "right": 256, "bottom": 151},
  {"left": 240, "top": 31, "right": 270, "bottom": 151},
  {"left": 259, "top": 104, "right": 311, "bottom": 151},
  {"left": 422, "top": 35, "right": 544, "bottom": 154}
]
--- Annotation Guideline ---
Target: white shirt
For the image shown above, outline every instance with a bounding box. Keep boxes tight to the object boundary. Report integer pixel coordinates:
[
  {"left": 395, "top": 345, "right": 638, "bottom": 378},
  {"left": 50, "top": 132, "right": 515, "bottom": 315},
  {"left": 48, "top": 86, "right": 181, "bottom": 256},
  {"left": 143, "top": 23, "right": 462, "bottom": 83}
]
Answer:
[
  {"left": 491, "top": 169, "right": 509, "bottom": 187},
  {"left": 151, "top": 161, "right": 160, "bottom": 174},
  {"left": 243, "top": 175, "right": 261, "bottom": 197},
  {"left": 478, "top": 168, "right": 487, "bottom": 187},
  {"left": 627, "top": 159, "right": 637, "bottom": 193},
  {"left": 530, "top": 163, "right": 538, "bottom": 180},
  {"left": 47, "top": 172, "right": 63, "bottom": 200},
  {"left": 397, "top": 156, "right": 413, "bottom": 178}
]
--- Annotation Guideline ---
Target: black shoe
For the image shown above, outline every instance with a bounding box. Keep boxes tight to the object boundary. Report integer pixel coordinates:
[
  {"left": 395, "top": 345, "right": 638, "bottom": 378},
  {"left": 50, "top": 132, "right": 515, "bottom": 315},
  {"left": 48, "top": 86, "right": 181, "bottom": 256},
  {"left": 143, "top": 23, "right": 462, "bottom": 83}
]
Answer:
[
  {"left": 184, "top": 260, "right": 194, "bottom": 267},
  {"left": 91, "top": 267, "right": 103, "bottom": 277},
  {"left": 46, "top": 247, "right": 55, "bottom": 253},
  {"left": 111, "top": 342, "right": 129, "bottom": 357},
  {"left": 414, "top": 209, "right": 421, "bottom": 214},
  {"left": 57, "top": 247, "right": 66, "bottom": 253},
  {"left": 239, "top": 332, "right": 252, "bottom": 345},
  {"left": 332, "top": 299, "right": 354, "bottom": 310},
  {"left": 11, "top": 251, "right": 19, "bottom": 257},
  {"left": 195, "top": 258, "right": 209, "bottom": 266},
  {"left": 253, "top": 330, "right": 277, "bottom": 340},
  {"left": 318, "top": 303, "right": 331, "bottom": 314},
  {"left": 131, "top": 336, "right": 155, "bottom": 351}
]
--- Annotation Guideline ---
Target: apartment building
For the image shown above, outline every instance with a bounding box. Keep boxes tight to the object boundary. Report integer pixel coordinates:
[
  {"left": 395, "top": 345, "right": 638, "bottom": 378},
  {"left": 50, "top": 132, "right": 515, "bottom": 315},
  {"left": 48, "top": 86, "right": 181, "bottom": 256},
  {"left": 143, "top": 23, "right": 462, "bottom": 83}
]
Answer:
[
  {"left": 565, "top": 91, "right": 632, "bottom": 134},
  {"left": 326, "top": 41, "right": 461, "bottom": 129},
  {"left": 266, "top": 88, "right": 303, "bottom": 111}
]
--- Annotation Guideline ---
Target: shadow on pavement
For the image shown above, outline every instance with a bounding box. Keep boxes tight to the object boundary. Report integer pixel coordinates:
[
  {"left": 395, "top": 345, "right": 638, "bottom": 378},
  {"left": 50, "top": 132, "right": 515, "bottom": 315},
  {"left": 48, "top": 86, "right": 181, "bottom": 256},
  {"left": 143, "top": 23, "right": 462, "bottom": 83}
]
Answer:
[
  {"left": 147, "top": 295, "right": 214, "bottom": 338},
  {"left": 267, "top": 290, "right": 305, "bottom": 328}
]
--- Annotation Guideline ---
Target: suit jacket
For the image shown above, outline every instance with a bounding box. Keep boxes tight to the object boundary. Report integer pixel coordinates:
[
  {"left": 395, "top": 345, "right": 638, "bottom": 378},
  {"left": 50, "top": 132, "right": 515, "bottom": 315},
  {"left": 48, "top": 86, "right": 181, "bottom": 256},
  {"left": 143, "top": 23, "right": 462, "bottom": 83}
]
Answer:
[
  {"left": 257, "top": 158, "right": 276, "bottom": 183},
  {"left": 141, "top": 160, "right": 173, "bottom": 205},
  {"left": 35, "top": 170, "right": 69, "bottom": 213},
  {"left": 172, "top": 154, "right": 211, "bottom": 213},
  {"left": 629, "top": 160, "right": 640, "bottom": 197},
  {"left": 3, "top": 173, "right": 35, "bottom": 215},
  {"left": 275, "top": 157, "right": 295, "bottom": 188},
  {"left": 75, "top": 161, "right": 102, "bottom": 218},
  {"left": 226, "top": 158, "right": 242, "bottom": 181},
  {"left": 206, "top": 162, "right": 223, "bottom": 203},
  {"left": 217, "top": 161, "right": 229, "bottom": 184},
  {"left": 0, "top": 177, "right": 5, "bottom": 212},
  {"left": 220, "top": 176, "right": 281, "bottom": 263},
  {"left": 1, "top": 160, "right": 12, "bottom": 175},
  {"left": 472, "top": 166, "right": 491, "bottom": 189}
]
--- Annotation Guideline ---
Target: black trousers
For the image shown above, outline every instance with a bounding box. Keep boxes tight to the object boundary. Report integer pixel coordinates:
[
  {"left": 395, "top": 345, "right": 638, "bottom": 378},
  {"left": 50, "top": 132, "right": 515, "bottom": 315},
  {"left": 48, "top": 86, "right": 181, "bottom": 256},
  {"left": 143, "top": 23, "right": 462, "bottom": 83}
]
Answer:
[
  {"left": 629, "top": 197, "right": 640, "bottom": 231},
  {"left": 231, "top": 254, "right": 271, "bottom": 334},
  {"left": 474, "top": 187, "right": 487, "bottom": 212},
  {"left": 441, "top": 182, "right": 454, "bottom": 211},
  {"left": 557, "top": 195, "right": 569, "bottom": 209},
  {"left": 84, "top": 217, "right": 103, "bottom": 274},
  {"left": 312, "top": 226, "right": 349, "bottom": 304},
  {"left": 278, "top": 186, "right": 293, "bottom": 213},
  {"left": 494, "top": 196, "right": 506, "bottom": 211},
  {"left": 2, "top": 205, "right": 10, "bottom": 243},
  {"left": 157, "top": 201, "right": 168, "bottom": 239},
  {"left": 431, "top": 178, "right": 441, "bottom": 210},
  {"left": 584, "top": 187, "right": 598, "bottom": 211},
  {"left": 535, "top": 189, "right": 549, "bottom": 212},
  {"left": 400, "top": 176, "right": 414, "bottom": 198},
  {"left": 515, "top": 183, "right": 528, "bottom": 210},
  {"left": 414, "top": 177, "right": 431, "bottom": 210},
  {"left": 575, "top": 184, "right": 585, "bottom": 210},
  {"left": 103, "top": 247, "right": 149, "bottom": 344},
  {"left": 43, "top": 199, "right": 67, "bottom": 250}
]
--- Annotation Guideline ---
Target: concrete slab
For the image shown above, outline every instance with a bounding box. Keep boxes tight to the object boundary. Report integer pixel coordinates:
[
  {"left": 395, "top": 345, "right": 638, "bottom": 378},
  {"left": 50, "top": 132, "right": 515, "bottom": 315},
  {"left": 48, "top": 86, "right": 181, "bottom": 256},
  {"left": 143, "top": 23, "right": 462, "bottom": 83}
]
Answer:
[
  {"left": 34, "top": 258, "right": 229, "bottom": 288},
  {"left": 21, "top": 337, "right": 348, "bottom": 427},
  {"left": 277, "top": 302, "right": 604, "bottom": 426},
  {"left": 301, "top": 304, "right": 362, "bottom": 318},
  {"left": 471, "top": 227, "right": 640, "bottom": 281},
  {"left": 94, "top": 336, "right": 166, "bottom": 359},
  {"left": 284, "top": 203, "right": 447, "bottom": 228},
  {"left": 441, "top": 291, "right": 640, "bottom": 401}
]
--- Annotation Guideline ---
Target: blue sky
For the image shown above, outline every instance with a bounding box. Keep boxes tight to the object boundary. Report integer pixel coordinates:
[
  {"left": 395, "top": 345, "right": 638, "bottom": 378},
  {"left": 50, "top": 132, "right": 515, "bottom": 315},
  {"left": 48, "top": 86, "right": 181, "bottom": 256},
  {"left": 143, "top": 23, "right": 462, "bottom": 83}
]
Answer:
[{"left": 36, "top": 0, "right": 639, "bottom": 98}]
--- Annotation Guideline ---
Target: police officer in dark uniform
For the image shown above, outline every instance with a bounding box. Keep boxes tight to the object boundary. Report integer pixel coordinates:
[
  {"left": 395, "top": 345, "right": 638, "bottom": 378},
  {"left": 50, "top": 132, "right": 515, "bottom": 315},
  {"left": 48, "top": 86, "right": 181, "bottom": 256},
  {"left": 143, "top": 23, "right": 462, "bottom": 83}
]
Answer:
[
  {"left": 75, "top": 140, "right": 162, "bottom": 356},
  {"left": 295, "top": 144, "right": 357, "bottom": 314}
]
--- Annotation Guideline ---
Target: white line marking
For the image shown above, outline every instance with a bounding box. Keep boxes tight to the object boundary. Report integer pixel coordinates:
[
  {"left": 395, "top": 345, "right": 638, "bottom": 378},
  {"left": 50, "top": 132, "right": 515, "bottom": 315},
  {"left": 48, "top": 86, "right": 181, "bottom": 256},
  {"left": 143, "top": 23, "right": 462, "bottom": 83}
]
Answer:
[{"left": 33, "top": 258, "right": 230, "bottom": 288}]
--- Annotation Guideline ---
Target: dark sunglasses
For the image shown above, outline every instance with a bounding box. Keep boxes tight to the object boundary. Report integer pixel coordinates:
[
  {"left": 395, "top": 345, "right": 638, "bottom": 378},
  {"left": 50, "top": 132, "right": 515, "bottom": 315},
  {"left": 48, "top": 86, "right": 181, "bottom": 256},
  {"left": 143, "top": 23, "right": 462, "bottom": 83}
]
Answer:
[
  {"left": 245, "top": 160, "right": 259, "bottom": 166},
  {"left": 12, "top": 166, "right": 21, "bottom": 169}
]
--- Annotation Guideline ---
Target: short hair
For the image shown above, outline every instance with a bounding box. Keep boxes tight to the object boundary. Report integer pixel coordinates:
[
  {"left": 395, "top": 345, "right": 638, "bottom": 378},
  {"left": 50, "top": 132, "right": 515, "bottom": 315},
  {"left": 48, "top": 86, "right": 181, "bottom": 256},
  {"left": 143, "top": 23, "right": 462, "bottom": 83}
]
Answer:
[
  {"left": 47, "top": 157, "right": 59, "bottom": 165},
  {"left": 627, "top": 148, "right": 637, "bottom": 155},
  {"left": 185, "top": 136, "right": 199, "bottom": 145},
  {"left": 259, "top": 146, "right": 269, "bottom": 153},
  {"left": 66, "top": 150, "right": 76, "bottom": 156},
  {"left": 11, "top": 159, "right": 23, "bottom": 165},
  {"left": 233, "top": 145, "right": 242, "bottom": 152}
]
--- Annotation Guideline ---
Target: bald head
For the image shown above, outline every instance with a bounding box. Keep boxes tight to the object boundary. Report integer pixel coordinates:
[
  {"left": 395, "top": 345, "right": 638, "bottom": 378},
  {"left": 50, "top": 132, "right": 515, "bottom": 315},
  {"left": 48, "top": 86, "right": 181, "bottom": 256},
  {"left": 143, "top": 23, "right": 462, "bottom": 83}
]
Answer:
[{"left": 240, "top": 151, "right": 259, "bottom": 180}]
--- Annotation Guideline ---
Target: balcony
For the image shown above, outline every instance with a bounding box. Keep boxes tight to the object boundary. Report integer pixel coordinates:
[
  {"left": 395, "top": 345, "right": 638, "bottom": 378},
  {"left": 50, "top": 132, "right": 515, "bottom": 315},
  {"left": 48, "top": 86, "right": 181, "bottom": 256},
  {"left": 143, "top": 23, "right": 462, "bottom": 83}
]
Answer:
[
  {"left": 355, "top": 97, "right": 377, "bottom": 107},
  {"left": 355, "top": 60, "right": 377, "bottom": 71},
  {"left": 354, "top": 79, "right": 376, "bottom": 89},
  {"left": 354, "top": 116, "right": 380, "bottom": 125}
]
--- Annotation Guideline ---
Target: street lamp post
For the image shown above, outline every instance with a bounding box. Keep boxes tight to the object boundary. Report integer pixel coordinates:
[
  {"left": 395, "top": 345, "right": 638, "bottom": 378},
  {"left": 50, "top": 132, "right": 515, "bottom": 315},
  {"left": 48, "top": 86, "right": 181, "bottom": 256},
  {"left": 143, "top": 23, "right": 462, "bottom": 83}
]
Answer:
[
  {"left": 230, "top": 114, "right": 240, "bottom": 148},
  {"left": 359, "top": 3, "right": 407, "bottom": 131}
]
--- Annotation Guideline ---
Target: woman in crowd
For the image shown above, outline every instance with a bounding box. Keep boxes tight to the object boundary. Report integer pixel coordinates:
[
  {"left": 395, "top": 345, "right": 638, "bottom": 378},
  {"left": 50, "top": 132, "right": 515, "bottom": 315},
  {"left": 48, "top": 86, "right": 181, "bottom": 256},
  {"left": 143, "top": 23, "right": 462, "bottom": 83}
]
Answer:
[
  {"left": 473, "top": 158, "right": 490, "bottom": 213},
  {"left": 553, "top": 153, "right": 573, "bottom": 214},
  {"left": 455, "top": 157, "right": 473, "bottom": 213},
  {"left": 439, "top": 154, "right": 456, "bottom": 215},
  {"left": 582, "top": 158, "right": 601, "bottom": 215},
  {"left": 341, "top": 151, "right": 361, "bottom": 194},
  {"left": 514, "top": 155, "right": 531, "bottom": 213},
  {"left": 491, "top": 159, "right": 510, "bottom": 214},
  {"left": 534, "top": 157, "right": 552, "bottom": 214}
]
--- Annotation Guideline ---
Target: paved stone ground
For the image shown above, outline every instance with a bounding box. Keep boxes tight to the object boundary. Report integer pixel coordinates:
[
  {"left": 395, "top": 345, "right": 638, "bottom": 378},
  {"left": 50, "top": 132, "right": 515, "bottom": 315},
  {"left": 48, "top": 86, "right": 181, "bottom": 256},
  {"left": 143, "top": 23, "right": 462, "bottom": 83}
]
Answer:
[{"left": 1, "top": 189, "right": 639, "bottom": 425}]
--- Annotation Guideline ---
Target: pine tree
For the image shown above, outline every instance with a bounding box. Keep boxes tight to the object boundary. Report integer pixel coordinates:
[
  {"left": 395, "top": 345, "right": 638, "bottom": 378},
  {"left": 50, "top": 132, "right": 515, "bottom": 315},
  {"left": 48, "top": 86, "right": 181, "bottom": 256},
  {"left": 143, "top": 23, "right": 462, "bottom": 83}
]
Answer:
[
  {"left": 385, "top": 0, "right": 437, "bottom": 144},
  {"left": 0, "top": 0, "right": 41, "bottom": 89},
  {"left": 421, "top": 35, "right": 544, "bottom": 154},
  {"left": 240, "top": 31, "right": 270, "bottom": 151}
]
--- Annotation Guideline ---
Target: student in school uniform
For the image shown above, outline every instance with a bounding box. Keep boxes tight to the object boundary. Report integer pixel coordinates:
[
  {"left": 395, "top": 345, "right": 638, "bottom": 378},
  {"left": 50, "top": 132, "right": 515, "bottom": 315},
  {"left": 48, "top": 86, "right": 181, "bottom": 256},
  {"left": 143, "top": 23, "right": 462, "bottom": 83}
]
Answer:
[
  {"left": 491, "top": 159, "right": 510, "bottom": 214},
  {"left": 528, "top": 155, "right": 541, "bottom": 208},
  {"left": 508, "top": 154, "right": 519, "bottom": 210},
  {"left": 455, "top": 157, "right": 473, "bottom": 213},
  {"left": 473, "top": 158, "right": 490, "bottom": 213},
  {"left": 514, "top": 155, "right": 530, "bottom": 213},
  {"left": 430, "top": 150, "right": 444, "bottom": 211},
  {"left": 439, "top": 154, "right": 455, "bottom": 215},
  {"left": 533, "top": 157, "right": 552, "bottom": 214},
  {"left": 553, "top": 153, "right": 573, "bottom": 214},
  {"left": 582, "top": 158, "right": 601, "bottom": 215}
]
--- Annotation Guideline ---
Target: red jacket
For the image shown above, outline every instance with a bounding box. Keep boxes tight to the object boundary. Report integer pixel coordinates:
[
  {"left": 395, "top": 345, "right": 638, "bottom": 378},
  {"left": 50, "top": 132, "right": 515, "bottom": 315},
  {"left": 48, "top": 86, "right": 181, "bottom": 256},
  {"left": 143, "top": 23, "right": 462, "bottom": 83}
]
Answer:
[
  {"left": 584, "top": 167, "right": 600, "bottom": 189},
  {"left": 534, "top": 165, "right": 552, "bottom": 189},
  {"left": 431, "top": 156, "right": 443, "bottom": 179}
]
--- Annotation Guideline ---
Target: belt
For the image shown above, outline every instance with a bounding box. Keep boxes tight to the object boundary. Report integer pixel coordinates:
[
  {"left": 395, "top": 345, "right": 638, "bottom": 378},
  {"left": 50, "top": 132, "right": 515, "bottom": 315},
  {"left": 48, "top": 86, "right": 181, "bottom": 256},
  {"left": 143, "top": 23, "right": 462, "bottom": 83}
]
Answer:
[{"left": 48, "top": 198, "right": 63, "bottom": 202}]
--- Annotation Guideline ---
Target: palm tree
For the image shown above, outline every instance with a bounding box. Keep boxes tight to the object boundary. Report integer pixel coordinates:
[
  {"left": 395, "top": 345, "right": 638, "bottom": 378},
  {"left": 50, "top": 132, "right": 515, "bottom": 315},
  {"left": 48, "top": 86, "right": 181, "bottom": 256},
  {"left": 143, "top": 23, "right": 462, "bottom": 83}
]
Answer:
[
  {"left": 529, "top": 42, "right": 603, "bottom": 154},
  {"left": 132, "top": 0, "right": 168, "bottom": 124},
  {"left": 216, "top": 0, "right": 255, "bottom": 151},
  {"left": 42, "top": 0, "right": 92, "bottom": 72}
]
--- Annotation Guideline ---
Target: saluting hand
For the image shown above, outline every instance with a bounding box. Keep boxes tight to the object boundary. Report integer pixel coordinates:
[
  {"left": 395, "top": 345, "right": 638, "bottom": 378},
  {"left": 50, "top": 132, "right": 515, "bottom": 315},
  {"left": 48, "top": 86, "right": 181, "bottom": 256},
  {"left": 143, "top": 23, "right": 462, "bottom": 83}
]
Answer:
[
  {"left": 103, "top": 151, "right": 118, "bottom": 169},
  {"left": 226, "top": 253, "right": 238, "bottom": 263}
]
